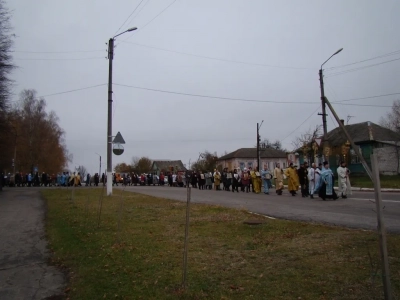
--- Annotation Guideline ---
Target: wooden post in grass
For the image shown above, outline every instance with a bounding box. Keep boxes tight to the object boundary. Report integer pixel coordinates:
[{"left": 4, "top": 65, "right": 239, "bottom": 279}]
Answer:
[
  {"left": 71, "top": 187, "right": 75, "bottom": 204},
  {"left": 85, "top": 195, "right": 90, "bottom": 228},
  {"left": 325, "top": 97, "right": 392, "bottom": 300},
  {"left": 97, "top": 185, "right": 105, "bottom": 228},
  {"left": 182, "top": 186, "right": 191, "bottom": 288},
  {"left": 117, "top": 189, "right": 125, "bottom": 243},
  {"left": 371, "top": 154, "right": 392, "bottom": 300}
]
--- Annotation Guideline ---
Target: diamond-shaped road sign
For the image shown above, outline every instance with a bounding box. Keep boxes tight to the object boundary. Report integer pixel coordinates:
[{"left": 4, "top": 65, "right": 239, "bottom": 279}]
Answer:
[{"left": 112, "top": 131, "right": 125, "bottom": 144}]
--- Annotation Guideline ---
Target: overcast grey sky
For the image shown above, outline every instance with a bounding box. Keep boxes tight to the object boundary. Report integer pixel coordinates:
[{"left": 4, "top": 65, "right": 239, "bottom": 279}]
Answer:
[{"left": 9, "top": 0, "right": 400, "bottom": 174}]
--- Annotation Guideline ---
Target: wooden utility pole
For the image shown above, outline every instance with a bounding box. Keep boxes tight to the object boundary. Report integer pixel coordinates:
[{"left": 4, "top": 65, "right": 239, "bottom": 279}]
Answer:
[
  {"left": 325, "top": 96, "right": 392, "bottom": 299},
  {"left": 371, "top": 154, "right": 392, "bottom": 300},
  {"left": 182, "top": 186, "right": 191, "bottom": 288}
]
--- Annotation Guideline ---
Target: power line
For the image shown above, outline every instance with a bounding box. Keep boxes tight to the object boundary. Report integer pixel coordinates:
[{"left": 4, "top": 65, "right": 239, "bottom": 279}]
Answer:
[
  {"left": 14, "top": 57, "right": 105, "bottom": 61},
  {"left": 139, "top": 0, "right": 177, "bottom": 31},
  {"left": 334, "top": 102, "right": 391, "bottom": 108},
  {"left": 121, "top": 0, "right": 178, "bottom": 43},
  {"left": 10, "top": 84, "right": 106, "bottom": 103},
  {"left": 333, "top": 92, "right": 400, "bottom": 103},
  {"left": 113, "top": 83, "right": 318, "bottom": 104},
  {"left": 326, "top": 49, "right": 400, "bottom": 70},
  {"left": 40, "top": 84, "right": 106, "bottom": 98},
  {"left": 13, "top": 49, "right": 105, "bottom": 54},
  {"left": 128, "top": 0, "right": 151, "bottom": 24},
  {"left": 113, "top": 0, "right": 145, "bottom": 35},
  {"left": 121, "top": 41, "right": 315, "bottom": 70},
  {"left": 281, "top": 106, "right": 320, "bottom": 142},
  {"left": 325, "top": 57, "right": 400, "bottom": 78},
  {"left": 114, "top": 83, "right": 391, "bottom": 107}
]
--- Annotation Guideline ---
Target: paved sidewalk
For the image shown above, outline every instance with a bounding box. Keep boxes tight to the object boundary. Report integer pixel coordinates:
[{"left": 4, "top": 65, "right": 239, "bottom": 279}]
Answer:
[{"left": 0, "top": 189, "right": 65, "bottom": 299}]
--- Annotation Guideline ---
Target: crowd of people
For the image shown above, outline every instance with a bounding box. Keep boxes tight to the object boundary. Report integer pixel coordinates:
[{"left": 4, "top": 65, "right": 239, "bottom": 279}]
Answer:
[
  {"left": 280, "top": 160, "right": 351, "bottom": 200},
  {"left": 0, "top": 171, "right": 89, "bottom": 187},
  {"left": 2, "top": 162, "right": 352, "bottom": 201}
]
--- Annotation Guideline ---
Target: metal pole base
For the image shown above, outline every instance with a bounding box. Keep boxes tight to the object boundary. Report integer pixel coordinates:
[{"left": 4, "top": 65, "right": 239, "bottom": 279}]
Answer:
[{"left": 107, "top": 172, "right": 113, "bottom": 195}]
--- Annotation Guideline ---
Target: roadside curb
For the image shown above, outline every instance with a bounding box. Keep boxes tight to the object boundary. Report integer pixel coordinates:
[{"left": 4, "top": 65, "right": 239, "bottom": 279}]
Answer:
[{"left": 280, "top": 185, "right": 400, "bottom": 193}]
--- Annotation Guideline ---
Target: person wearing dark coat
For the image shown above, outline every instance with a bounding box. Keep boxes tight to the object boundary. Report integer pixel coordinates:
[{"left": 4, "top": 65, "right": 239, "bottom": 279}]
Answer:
[
  {"left": 191, "top": 171, "right": 198, "bottom": 188},
  {"left": 297, "top": 162, "right": 309, "bottom": 197}
]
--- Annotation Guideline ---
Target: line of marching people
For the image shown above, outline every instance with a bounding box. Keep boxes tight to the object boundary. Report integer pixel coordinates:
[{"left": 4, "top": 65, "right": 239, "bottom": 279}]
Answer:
[
  {"left": 275, "top": 160, "right": 351, "bottom": 200},
  {"left": 208, "top": 166, "right": 274, "bottom": 194}
]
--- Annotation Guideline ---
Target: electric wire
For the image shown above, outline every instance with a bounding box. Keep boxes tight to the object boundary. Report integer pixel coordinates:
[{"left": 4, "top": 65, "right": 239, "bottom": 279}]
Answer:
[
  {"left": 14, "top": 57, "right": 105, "bottom": 61},
  {"left": 113, "top": 0, "right": 145, "bottom": 36},
  {"left": 127, "top": 0, "right": 151, "bottom": 26},
  {"left": 333, "top": 92, "right": 400, "bottom": 103},
  {"left": 13, "top": 49, "right": 105, "bottom": 54},
  {"left": 113, "top": 83, "right": 317, "bottom": 104},
  {"left": 114, "top": 83, "right": 391, "bottom": 107},
  {"left": 326, "top": 49, "right": 400, "bottom": 70},
  {"left": 40, "top": 84, "right": 106, "bottom": 97},
  {"left": 121, "top": 0, "right": 178, "bottom": 43},
  {"left": 8, "top": 81, "right": 394, "bottom": 108},
  {"left": 138, "top": 0, "right": 177, "bottom": 31},
  {"left": 280, "top": 106, "right": 320, "bottom": 142},
  {"left": 325, "top": 57, "right": 400, "bottom": 78},
  {"left": 10, "top": 84, "right": 106, "bottom": 103},
  {"left": 121, "top": 41, "right": 315, "bottom": 70}
]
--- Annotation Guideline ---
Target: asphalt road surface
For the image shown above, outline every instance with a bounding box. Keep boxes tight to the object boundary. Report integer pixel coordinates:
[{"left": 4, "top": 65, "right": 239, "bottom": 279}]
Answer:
[
  {"left": 119, "top": 185, "right": 400, "bottom": 233},
  {"left": 0, "top": 189, "right": 65, "bottom": 299}
]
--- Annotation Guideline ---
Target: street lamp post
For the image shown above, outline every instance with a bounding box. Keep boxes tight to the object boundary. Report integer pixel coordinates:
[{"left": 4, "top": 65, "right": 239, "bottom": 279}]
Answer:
[
  {"left": 95, "top": 153, "right": 102, "bottom": 176},
  {"left": 319, "top": 48, "right": 343, "bottom": 160},
  {"left": 106, "top": 27, "right": 137, "bottom": 196},
  {"left": 257, "top": 120, "right": 264, "bottom": 170}
]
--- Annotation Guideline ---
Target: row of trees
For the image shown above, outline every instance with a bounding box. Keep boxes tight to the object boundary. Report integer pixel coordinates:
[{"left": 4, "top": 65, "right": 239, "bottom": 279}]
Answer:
[
  {"left": 0, "top": 90, "right": 71, "bottom": 174},
  {"left": 114, "top": 157, "right": 152, "bottom": 174}
]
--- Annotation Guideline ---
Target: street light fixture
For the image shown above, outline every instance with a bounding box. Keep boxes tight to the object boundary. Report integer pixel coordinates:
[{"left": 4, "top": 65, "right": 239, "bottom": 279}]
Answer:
[
  {"left": 106, "top": 27, "right": 137, "bottom": 196},
  {"left": 319, "top": 48, "right": 343, "bottom": 161}
]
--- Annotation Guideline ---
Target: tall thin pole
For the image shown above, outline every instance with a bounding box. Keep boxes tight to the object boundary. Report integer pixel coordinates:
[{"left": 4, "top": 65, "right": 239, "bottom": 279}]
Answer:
[
  {"left": 319, "top": 69, "right": 328, "bottom": 139},
  {"left": 99, "top": 156, "right": 101, "bottom": 177},
  {"left": 371, "top": 154, "right": 392, "bottom": 300},
  {"left": 107, "top": 38, "right": 114, "bottom": 196},
  {"left": 182, "top": 186, "right": 191, "bottom": 288},
  {"left": 257, "top": 123, "right": 260, "bottom": 170},
  {"left": 325, "top": 97, "right": 391, "bottom": 298}
]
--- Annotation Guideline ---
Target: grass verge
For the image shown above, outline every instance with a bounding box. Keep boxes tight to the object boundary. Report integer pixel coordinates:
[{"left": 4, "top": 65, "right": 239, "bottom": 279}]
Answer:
[
  {"left": 350, "top": 175, "right": 400, "bottom": 189},
  {"left": 43, "top": 188, "right": 400, "bottom": 299}
]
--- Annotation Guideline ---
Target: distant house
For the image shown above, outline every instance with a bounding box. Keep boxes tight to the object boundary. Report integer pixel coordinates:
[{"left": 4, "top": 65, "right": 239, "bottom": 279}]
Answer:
[
  {"left": 297, "top": 121, "right": 400, "bottom": 175},
  {"left": 217, "top": 148, "right": 287, "bottom": 171},
  {"left": 151, "top": 160, "right": 187, "bottom": 175}
]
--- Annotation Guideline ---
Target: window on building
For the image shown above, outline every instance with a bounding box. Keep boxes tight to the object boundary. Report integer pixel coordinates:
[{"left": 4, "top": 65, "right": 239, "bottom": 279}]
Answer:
[
  {"left": 247, "top": 162, "right": 253, "bottom": 168},
  {"left": 336, "top": 154, "right": 340, "bottom": 166},
  {"left": 350, "top": 148, "right": 362, "bottom": 164},
  {"left": 239, "top": 162, "right": 245, "bottom": 170}
]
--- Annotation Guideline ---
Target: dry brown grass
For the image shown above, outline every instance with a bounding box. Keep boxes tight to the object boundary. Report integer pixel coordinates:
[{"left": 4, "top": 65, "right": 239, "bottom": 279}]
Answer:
[{"left": 43, "top": 188, "right": 400, "bottom": 299}]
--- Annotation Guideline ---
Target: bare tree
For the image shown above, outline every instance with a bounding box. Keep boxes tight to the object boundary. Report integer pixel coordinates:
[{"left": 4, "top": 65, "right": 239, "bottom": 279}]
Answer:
[
  {"left": 380, "top": 100, "right": 400, "bottom": 174},
  {"left": 0, "top": 0, "right": 16, "bottom": 176},
  {"left": 258, "top": 139, "right": 286, "bottom": 151},
  {"left": 291, "top": 125, "right": 322, "bottom": 150},
  {"left": 0, "top": 0, "right": 15, "bottom": 126},
  {"left": 0, "top": 90, "right": 69, "bottom": 174},
  {"left": 76, "top": 165, "right": 87, "bottom": 179},
  {"left": 191, "top": 151, "right": 218, "bottom": 172},
  {"left": 132, "top": 157, "right": 152, "bottom": 174}
]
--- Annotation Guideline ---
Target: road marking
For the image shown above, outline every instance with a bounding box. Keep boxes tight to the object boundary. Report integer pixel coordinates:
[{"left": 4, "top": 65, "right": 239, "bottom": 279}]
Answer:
[
  {"left": 350, "top": 198, "right": 400, "bottom": 203},
  {"left": 248, "top": 211, "right": 276, "bottom": 219}
]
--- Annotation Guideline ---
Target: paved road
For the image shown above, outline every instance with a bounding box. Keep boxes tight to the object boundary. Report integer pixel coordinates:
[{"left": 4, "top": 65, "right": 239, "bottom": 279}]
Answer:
[
  {"left": 0, "top": 189, "right": 65, "bottom": 299},
  {"left": 119, "top": 185, "right": 400, "bottom": 233}
]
